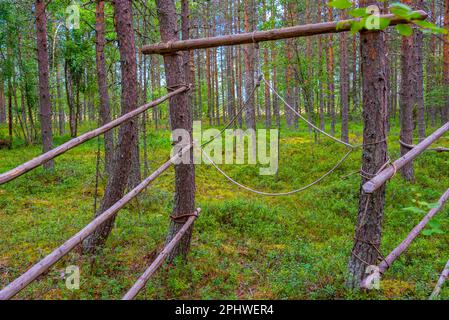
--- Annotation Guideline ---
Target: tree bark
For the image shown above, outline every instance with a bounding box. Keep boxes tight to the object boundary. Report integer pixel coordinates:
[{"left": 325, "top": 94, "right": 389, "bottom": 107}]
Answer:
[
  {"left": 340, "top": 10, "right": 350, "bottom": 143},
  {"left": 95, "top": 0, "right": 114, "bottom": 175},
  {"left": 415, "top": 0, "right": 425, "bottom": 141},
  {"left": 327, "top": 6, "right": 336, "bottom": 135},
  {"left": 243, "top": 0, "right": 256, "bottom": 130},
  {"left": 0, "top": 79, "right": 5, "bottom": 124},
  {"left": 83, "top": 0, "right": 139, "bottom": 253},
  {"left": 156, "top": 0, "right": 196, "bottom": 262},
  {"left": 347, "top": 0, "right": 388, "bottom": 289},
  {"left": 35, "top": 0, "right": 54, "bottom": 170},
  {"left": 284, "top": 1, "right": 296, "bottom": 129},
  {"left": 400, "top": 0, "right": 416, "bottom": 182},
  {"left": 318, "top": 0, "right": 325, "bottom": 132},
  {"left": 56, "top": 63, "right": 64, "bottom": 136},
  {"left": 444, "top": 0, "right": 449, "bottom": 122}
]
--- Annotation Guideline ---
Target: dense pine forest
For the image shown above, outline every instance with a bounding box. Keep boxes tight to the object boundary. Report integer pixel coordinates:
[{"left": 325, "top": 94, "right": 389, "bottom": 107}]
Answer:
[{"left": 0, "top": 0, "right": 449, "bottom": 301}]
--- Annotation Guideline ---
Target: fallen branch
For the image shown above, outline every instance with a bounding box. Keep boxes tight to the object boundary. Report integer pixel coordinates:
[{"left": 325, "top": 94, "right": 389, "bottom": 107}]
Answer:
[
  {"left": 430, "top": 259, "right": 449, "bottom": 300},
  {"left": 0, "top": 144, "right": 192, "bottom": 300},
  {"left": 0, "top": 86, "right": 189, "bottom": 186},
  {"left": 361, "top": 188, "right": 449, "bottom": 289},
  {"left": 122, "top": 209, "right": 201, "bottom": 300},
  {"left": 399, "top": 140, "right": 449, "bottom": 153},
  {"left": 141, "top": 11, "right": 427, "bottom": 55},
  {"left": 363, "top": 122, "right": 449, "bottom": 194}
]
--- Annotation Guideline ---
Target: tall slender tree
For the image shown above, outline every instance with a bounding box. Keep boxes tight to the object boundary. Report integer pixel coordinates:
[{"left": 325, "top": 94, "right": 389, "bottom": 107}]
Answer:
[
  {"left": 0, "top": 79, "right": 5, "bottom": 124},
  {"left": 444, "top": 0, "right": 449, "bottom": 122},
  {"left": 340, "top": 9, "right": 349, "bottom": 143},
  {"left": 348, "top": 0, "right": 389, "bottom": 289},
  {"left": 156, "top": 0, "right": 196, "bottom": 262},
  {"left": 95, "top": 0, "right": 114, "bottom": 175},
  {"left": 83, "top": 0, "right": 139, "bottom": 253},
  {"left": 35, "top": 0, "right": 54, "bottom": 170},
  {"left": 399, "top": 0, "right": 416, "bottom": 182},
  {"left": 244, "top": 0, "right": 256, "bottom": 129}
]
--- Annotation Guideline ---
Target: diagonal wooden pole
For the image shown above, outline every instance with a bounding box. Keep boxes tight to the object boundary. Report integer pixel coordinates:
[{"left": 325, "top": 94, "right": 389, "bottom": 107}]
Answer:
[
  {"left": 362, "top": 122, "right": 449, "bottom": 194},
  {"left": 361, "top": 187, "right": 449, "bottom": 289},
  {"left": 0, "top": 86, "right": 189, "bottom": 186},
  {"left": 122, "top": 209, "right": 201, "bottom": 300},
  {"left": 0, "top": 144, "right": 192, "bottom": 300},
  {"left": 141, "top": 11, "right": 428, "bottom": 55}
]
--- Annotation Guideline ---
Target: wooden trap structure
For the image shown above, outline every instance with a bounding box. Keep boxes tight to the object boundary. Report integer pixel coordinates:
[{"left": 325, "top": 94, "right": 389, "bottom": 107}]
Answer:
[{"left": 0, "top": 9, "right": 448, "bottom": 300}]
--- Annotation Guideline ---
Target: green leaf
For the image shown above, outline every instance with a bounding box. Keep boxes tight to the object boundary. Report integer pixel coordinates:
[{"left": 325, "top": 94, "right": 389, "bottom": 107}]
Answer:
[
  {"left": 350, "top": 19, "right": 365, "bottom": 34},
  {"left": 396, "top": 24, "right": 413, "bottom": 36},
  {"left": 328, "top": 0, "right": 353, "bottom": 10},
  {"left": 413, "top": 20, "right": 449, "bottom": 35},
  {"left": 422, "top": 229, "right": 434, "bottom": 236},
  {"left": 378, "top": 17, "right": 391, "bottom": 30},
  {"left": 390, "top": 3, "right": 413, "bottom": 20},
  {"left": 349, "top": 8, "right": 369, "bottom": 18},
  {"left": 390, "top": 2, "right": 413, "bottom": 12},
  {"left": 428, "top": 220, "right": 441, "bottom": 228}
]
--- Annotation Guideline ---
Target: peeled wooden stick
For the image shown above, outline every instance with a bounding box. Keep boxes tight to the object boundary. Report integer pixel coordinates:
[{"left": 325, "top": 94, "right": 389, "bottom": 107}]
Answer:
[
  {"left": 122, "top": 208, "right": 201, "bottom": 300},
  {"left": 141, "top": 11, "right": 428, "bottom": 55},
  {"left": 363, "top": 122, "right": 449, "bottom": 194},
  {"left": 361, "top": 188, "right": 449, "bottom": 289},
  {"left": 0, "top": 145, "right": 192, "bottom": 300},
  {"left": 0, "top": 86, "right": 189, "bottom": 186},
  {"left": 399, "top": 140, "right": 449, "bottom": 153},
  {"left": 430, "top": 259, "right": 449, "bottom": 299}
]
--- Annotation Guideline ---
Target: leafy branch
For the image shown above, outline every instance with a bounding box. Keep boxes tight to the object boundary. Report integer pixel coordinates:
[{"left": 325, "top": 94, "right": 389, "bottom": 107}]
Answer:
[{"left": 328, "top": 1, "right": 448, "bottom": 36}]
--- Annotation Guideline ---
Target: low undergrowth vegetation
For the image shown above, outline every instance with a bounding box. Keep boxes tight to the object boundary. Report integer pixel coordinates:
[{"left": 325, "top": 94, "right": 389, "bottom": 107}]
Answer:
[{"left": 0, "top": 119, "right": 448, "bottom": 300}]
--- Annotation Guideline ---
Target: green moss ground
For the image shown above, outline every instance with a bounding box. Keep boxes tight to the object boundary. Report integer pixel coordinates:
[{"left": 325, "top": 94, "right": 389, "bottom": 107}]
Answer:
[{"left": 0, "top": 118, "right": 448, "bottom": 300}]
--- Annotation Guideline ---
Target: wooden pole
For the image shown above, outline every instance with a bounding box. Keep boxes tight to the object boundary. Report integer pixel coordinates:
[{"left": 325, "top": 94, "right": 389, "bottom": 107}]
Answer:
[
  {"left": 361, "top": 187, "right": 449, "bottom": 289},
  {"left": 0, "top": 144, "right": 192, "bottom": 300},
  {"left": 141, "top": 11, "right": 428, "bottom": 55},
  {"left": 430, "top": 258, "right": 449, "bottom": 299},
  {"left": 0, "top": 86, "right": 188, "bottom": 186},
  {"left": 363, "top": 122, "right": 449, "bottom": 194},
  {"left": 122, "top": 208, "right": 201, "bottom": 300}
]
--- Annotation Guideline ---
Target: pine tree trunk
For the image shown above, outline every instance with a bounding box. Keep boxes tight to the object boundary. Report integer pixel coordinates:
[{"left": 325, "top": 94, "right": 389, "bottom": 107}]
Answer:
[
  {"left": 83, "top": 0, "right": 139, "bottom": 253},
  {"left": 284, "top": 2, "right": 296, "bottom": 129},
  {"left": 56, "top": 63, "right": 64, "bottom": 136},
  {"left": 347, "top": 0, "right": 388, "bottom": 289},
  {"left": 327, "top": 7, "right": 336, "bottom": 136},
  {"left": 157, "top": 0, "right": 196, "bottom": 262},
  {"left": 444, "top": 0, "right": 449, "bottom": 122},
  {"left": 414, "top": 0, "right": 426, "bottom": 141},
  {"left": 427, "top": 0, "right": 437, "bottom": 127},
  {"left": 318, "top": 0, "right": 325, "bottom": 132},
  {"left": 243, "top": 0, "right": 256, "bottom": 129},
  {"left": 35, "top": 0, "right": 54, "bottom": 170},
  {"left": 340, "top": 10, "right": 350, "bottom": 143},
  {"left": 400, "top": 0, "right": 416, "bottom": 182},
  {"left": 95, "top": 0, "right": 114, "bottom": 175},
  {"left": 0, "top": 79, "right": 5, "bottom": 123}
]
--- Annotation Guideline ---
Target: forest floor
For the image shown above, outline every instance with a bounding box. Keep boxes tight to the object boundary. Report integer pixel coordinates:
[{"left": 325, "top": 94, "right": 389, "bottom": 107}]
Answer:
[{"left": 0, "top": 118, "right": 449, "bottom": 300}]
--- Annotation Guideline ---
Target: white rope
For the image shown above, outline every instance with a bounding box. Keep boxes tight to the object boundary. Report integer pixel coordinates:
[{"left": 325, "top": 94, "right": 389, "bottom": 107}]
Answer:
[
  {"left": 261, "top": 76, "right": 354, "bottom": 149},
  {"left": 201, "top": 148, "right": 353, "bottom": 197}
]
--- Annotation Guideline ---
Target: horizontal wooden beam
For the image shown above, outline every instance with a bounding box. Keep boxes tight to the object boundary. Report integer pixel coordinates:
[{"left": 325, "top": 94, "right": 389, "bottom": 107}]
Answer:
[
  {"left": 0, "top": 144, "right": 192, "bottom": 300},
  {"left": 122, "top": 208, "right": 201, "bottom": 300},
  {"left": 361, "top": 187, "right": 449, "bottom": 289},
  {"left": 0, "top": 86, "right": 189, "bottom": 186},
  {"left": 141, "top": 11, "right": 428, "bottom": 55},
  {"left": 363, "top": 122, "right": 449, "bottom": 194}
]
